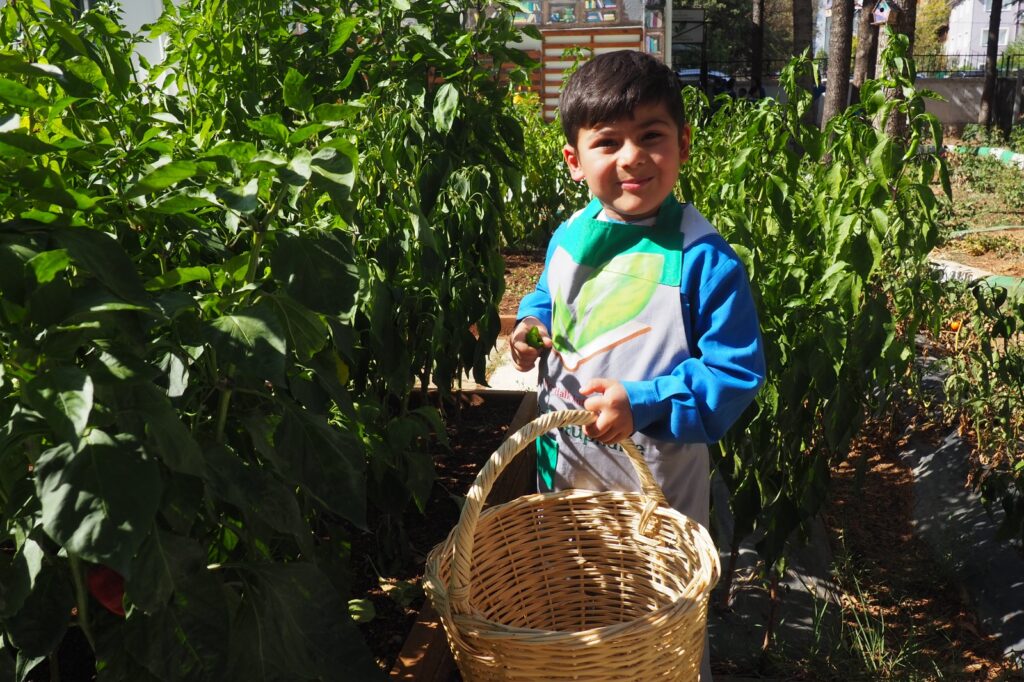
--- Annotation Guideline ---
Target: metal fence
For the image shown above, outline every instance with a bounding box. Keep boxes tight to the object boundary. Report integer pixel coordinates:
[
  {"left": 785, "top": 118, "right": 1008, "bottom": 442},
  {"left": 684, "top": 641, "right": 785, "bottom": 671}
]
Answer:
[
  {"left": 675, "top": 53, "right": 1024, "bottom": 82},
  {"left": 914, "top": 53, "right": 1024, "bottom": 78}
]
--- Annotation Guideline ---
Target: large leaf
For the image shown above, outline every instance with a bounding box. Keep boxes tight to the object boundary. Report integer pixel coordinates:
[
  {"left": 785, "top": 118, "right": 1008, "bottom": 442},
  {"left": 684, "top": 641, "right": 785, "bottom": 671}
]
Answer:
[
  {"left": 0, "top": 78, "right": 47, "bottom": 107},
  {"left": 226, "top": 563, "right": 384, "bottom": 681},
  {"left": 432, "top": 82, "right": 458, "bottom": 133},
  {"left": 309, "top": 138, "right": 358, "bottom": 205},
  {"left": 121, "top": 568, "right": 230, "bottom": 681},
  {"left": 263, "top": 293, "right": 328, "bottom": 361},
  {"left": 282, "top": 67, "right": 313, "bottom": 112},
  {"left": 273, "top": 406, "right": 366, "bottom": 528},
  {"left": 4, "top": 557, "right": 73, "bottom": 658},
  {"left": 204, "top": 307, "right": 287, "bottom": 386},
  {"left": 0, "top": 539, "right": 43, "bottom": 619},
  {"left": 35, "top": 430, "right": 162, "bottom": 576},
  {"left": 53, "top": 227, "right": 148, "bottom": 303},
  {"left": 327, "top": 16, "right": 358, "bottom": 55},
  {"left": 124, "top": 528, "right": 206, "bottom": 614},
  {"left": 202, "top": 444, "right": 311, "bottom": 547},
  {"left": 270, "top": 232, "right": 359, "bottom": 316},
  {"left": 21, "top": 367, "right": 93, "bottom": 450},
  {"left": 126, "top": 161, "right": 200, "bottom": 198}
]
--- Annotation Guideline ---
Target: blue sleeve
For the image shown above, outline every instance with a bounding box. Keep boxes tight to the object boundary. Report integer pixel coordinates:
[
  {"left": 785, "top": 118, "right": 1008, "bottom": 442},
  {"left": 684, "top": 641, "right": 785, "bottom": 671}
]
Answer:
[
  {"left": 622, "top": 240, "right": 765, "bottom": 443},
  {"left": 515, "top": 224, "right": 565, "bottom": 329}
]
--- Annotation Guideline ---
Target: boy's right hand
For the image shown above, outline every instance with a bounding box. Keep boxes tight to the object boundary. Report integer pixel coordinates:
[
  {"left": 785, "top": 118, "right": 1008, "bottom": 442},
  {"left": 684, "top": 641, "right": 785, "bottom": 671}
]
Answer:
[{"left": 510, "top": 318, "right": 552, "bottom": 371}]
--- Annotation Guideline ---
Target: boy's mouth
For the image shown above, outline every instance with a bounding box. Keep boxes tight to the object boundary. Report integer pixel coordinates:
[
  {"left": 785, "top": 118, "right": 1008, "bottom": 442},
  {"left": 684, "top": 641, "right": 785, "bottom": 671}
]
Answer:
[{"left": 619, "top": 177, "right": 651, "bottom": 191}]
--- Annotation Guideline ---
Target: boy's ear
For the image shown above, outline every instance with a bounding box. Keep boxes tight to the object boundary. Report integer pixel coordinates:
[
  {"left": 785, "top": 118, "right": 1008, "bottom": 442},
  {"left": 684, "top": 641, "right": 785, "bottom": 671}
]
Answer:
[
  {"left": 679, "top": 124, "right": 692, "bottom": 164},
  {"left": 563, "top": 144, "right": 586, "bottom": 182}
]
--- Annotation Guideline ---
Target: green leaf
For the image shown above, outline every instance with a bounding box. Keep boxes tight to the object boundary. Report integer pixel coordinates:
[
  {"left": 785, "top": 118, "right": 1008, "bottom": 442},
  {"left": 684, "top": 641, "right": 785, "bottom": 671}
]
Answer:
[
  {"left": 5, "top": 559, "right": 73, "bottom": 658},
  {"left": 270, "top": 233, "right": 360, "bottom": 316},
  {"left": 0, "top": 132, "right": 60, "bottom": 154},
  {"left": 22, "top": 367, "right": 93, "bottom": 449},
  {"left": 273, "top": 406, "right": 366, "bottom": 527},
  {"left": 202, "top": 444, "right": 310, "bottom": 547},
  {"left": 226, "top": 563, "right": 384, "bottom": 681},
  {"left": 0, "top": 78, "right": 47, "bottom": 107},
  {"left": 144, "top": 266, "right": 211, "bottom": 291},
  {"left": 124, "top": 528, "right": 206, "bottom": 614},
  {"left": 327, "top": 17, "right": 358, "bottom": 55},
  {"left": 201, "top": 141, "right": 257, "bottom": 162},
  {"left": 62, "top": 56, "right": 108, "bottom": 94},
  {"left": 309, "top": 138, "right": 358, "bottom": 205},
  {"left": 27, "top": 248, "right": 69, "bottom": 283},
  {"left": 283, "top": 67, "right": 313, "bottom": 112},
  {"left": 122, "top": 568, "right": 230, "bottom": 680},
  {"left": 868, "top": 137, "right": 894, "bottom": 182},
  {"left": 126, "top": 161, "right": 199, "bottom": 198},
  {"left": 348, "top": 598, "right": 375, "bottom": 623},
  {"left": 0, "top": 539, "right": 43, "bottom": 619},
  {"left": 246, "top": 114, "right": 289, "bottom": 146},
  {"left": 432, "top": 82, "right": 459, "bottom": 133},
  {"left": 287, "top": 123, "right": 330, "bottom": 144},
  {"left": 53, "top": 227, "right": 148, "bottom": 302},
  {"left": 264, "top": 293, "right": 328, "bottom": 361},
  {"left": 215, "top": 177, "right": 259, "bottom": 214},
  {"left": 338, "top": 56, "right": 367, "bottom": 90},
  {"left": 35, "top": 430, "right": 162, "bottom": 576},
  {"left": 311, "top": 103, "right": 361, "bottom": 124},
  {"left": 204, "top": 307, "right": 287, "bottom": 385}
]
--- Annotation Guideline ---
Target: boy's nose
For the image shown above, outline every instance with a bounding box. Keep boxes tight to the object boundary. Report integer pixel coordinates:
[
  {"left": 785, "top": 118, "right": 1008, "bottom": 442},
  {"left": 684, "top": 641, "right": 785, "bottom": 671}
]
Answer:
[{"left": 619, "top": 140, "right": 646, "bottom": 166}]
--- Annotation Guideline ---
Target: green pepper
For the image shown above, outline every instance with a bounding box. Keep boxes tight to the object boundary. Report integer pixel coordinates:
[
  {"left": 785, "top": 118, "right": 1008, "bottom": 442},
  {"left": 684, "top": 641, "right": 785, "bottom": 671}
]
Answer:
[{"left": 525, "top": 325, "right": 544, "bottom": 349}]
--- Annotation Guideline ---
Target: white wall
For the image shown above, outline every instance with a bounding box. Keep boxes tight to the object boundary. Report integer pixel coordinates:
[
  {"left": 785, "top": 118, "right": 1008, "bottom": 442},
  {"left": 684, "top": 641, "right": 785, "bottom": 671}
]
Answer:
[{"left": 947, "top": 0, "right": 1023, "bottom": 57}]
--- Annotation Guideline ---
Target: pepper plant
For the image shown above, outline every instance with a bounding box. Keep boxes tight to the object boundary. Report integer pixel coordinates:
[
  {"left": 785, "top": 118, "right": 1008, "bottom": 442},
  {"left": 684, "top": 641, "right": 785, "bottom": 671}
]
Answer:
[
  {"left": 679, "top": 34, "right": 950, "bottom": 607},
  {"left": 0, "top": 0, "right": 530, "bottom": 678}
]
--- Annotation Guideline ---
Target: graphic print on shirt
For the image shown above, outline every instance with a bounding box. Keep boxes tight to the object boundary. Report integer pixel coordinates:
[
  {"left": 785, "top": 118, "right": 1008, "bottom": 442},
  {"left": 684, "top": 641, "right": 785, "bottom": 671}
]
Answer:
[{"left": 549, "top": 247, "right": 661, "bottom": 371}]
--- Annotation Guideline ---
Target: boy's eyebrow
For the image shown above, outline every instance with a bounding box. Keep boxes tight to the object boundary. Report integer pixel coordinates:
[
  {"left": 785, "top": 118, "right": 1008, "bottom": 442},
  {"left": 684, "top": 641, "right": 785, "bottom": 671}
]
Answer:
[{"left": 589, "top": 116, "right": 673, "bottom": 134}]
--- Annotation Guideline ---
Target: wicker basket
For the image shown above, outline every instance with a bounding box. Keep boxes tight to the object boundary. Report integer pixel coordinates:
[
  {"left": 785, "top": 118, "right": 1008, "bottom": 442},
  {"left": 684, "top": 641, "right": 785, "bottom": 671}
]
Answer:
[{"left": 424, "top": 409, "right": 720, "bottom": 681}]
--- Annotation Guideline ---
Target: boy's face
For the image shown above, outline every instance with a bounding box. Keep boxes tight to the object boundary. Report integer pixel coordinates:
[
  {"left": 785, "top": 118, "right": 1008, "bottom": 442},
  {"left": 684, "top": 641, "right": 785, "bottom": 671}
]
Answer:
[{"left": 563, "top": 102, "right": 690, "bottom": 223}]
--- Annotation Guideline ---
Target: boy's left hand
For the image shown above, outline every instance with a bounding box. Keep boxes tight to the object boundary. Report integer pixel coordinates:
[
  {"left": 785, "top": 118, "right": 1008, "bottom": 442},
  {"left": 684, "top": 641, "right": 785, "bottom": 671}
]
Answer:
[{"left": 580, "top": 378, "right": 634, "bottom": 445}]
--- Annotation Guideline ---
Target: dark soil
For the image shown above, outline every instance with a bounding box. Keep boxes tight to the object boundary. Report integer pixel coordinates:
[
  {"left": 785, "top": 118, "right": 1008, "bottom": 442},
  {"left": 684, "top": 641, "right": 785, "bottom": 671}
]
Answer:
[
  {"left": 499, "top": 248, "right": 545, "bottom": 315},
  {"left": 824, "top": 410, "right": 1019, "bottom": 680}
]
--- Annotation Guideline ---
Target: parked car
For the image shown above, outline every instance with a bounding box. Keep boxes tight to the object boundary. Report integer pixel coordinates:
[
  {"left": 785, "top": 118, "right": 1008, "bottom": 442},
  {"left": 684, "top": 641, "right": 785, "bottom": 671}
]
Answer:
[{"left": 676, "top": 69, "right": 734, "bottom": 97}]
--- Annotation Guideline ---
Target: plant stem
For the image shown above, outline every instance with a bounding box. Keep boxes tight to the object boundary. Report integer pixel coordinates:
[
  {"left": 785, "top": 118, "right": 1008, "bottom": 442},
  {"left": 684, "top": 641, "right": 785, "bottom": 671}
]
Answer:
[
  {"left": 48, "top": 651, "right": 60, "bottom": 682},
  {"left": 243, "top": 230, "right": 266, "bottom": 286},
  {"left": 761, "top": 571, "right": 780, "bottom": 652},
  {"left": 68, "top": 555, "right": 97, "bottom": 653},
  {"left": 215, "top": 386, "right": 232, "bottom": 444}
]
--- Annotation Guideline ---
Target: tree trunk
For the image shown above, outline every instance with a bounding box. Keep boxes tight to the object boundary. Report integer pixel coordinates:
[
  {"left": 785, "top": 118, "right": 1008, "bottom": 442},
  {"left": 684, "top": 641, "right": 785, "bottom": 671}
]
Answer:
[
  {"left": 978, "top": 0, "right": 1004, "bottom": 127},
  {"left": 793, "top": 0, "right": 815, "bottom": 122},
  {"left": 884, "top": 0, "right": 919, "bottom": 137},
  {"left": 851, "top": 3, "right": 878, "bottom": 102},
  {"left": 792, "top": 0, "right": 813, "bottom": 60},
  {"left": 751, "top": 0, "right": 765, "bottom": 98},
  {"left": 820, "top": 0, "right": 854, "bottom": 129}
]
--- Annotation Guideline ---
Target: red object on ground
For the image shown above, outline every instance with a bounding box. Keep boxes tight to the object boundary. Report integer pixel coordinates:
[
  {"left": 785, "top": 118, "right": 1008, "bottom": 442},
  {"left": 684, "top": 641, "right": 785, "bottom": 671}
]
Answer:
[{"left": 86, "top": 565, "right": 126, "bottom": 617}]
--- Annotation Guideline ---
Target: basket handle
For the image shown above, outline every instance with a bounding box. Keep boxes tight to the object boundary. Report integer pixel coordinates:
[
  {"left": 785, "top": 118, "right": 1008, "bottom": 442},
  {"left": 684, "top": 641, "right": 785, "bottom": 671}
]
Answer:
[{"left": 448, "top": 408, "right": 670, "bottom": 616}]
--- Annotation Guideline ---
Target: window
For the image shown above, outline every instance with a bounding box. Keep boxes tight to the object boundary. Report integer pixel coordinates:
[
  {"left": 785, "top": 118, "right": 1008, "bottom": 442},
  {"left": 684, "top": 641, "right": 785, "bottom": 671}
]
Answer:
[
  {"left": 977, "top": 27, "right": 1011, "bottom": 47},
  {"left": 512, "top": 1, "right": 620, "bottom": 25}
]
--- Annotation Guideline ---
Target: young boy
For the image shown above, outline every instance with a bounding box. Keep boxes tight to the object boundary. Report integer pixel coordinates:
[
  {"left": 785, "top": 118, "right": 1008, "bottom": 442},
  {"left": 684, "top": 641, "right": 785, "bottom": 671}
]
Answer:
[{"left": 511, "top": 50, "right": 766, "bottom": 680}]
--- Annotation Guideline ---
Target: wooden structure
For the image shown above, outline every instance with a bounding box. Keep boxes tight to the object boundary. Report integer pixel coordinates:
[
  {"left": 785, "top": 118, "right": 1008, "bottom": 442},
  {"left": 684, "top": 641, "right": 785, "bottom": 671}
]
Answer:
[{"left": 505, "top": 1, "right": 669, "bottom": 119}]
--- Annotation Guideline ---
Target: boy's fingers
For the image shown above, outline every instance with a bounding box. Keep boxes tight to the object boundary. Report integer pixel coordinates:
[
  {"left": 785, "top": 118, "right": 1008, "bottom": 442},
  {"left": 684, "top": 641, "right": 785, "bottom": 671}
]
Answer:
[{"left": 580, "top": 377, "right": 611, "bottom": 396}]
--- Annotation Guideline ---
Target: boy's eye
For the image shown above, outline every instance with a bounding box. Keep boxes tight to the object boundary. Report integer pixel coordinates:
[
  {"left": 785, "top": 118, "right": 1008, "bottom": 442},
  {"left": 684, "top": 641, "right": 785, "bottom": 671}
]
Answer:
[
  {"left": 644, "top": 131, "right": 663, "bottom": 141},
  {"left": 594, "top": 139, "right": 617, "bottom": 148}
]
